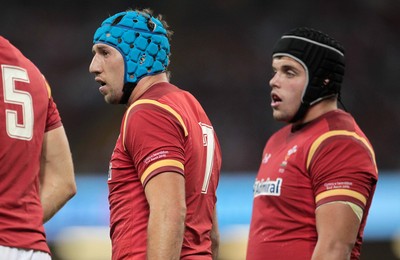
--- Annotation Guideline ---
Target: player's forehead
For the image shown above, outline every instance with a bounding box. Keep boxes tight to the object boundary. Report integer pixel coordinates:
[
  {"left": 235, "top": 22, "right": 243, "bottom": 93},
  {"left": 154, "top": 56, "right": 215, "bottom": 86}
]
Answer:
[
  {"left": 92, "top": 43, "right": 116, "bottom": 53},
  {"left": 272, "top": 56, "right": 304, "bottom": 70}
]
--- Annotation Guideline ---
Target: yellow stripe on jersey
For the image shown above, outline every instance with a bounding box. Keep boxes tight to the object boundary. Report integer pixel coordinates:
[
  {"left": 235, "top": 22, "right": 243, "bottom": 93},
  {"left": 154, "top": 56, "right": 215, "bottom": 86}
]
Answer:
[
  {"left": 315, "top": 189, "right": 367, "bottom": 206},
  {"left": 140, "top": 159, "right": 184, "bottom": 184},
  {"left": 122, "top": 99, "right": 189, "bottom": 151},
  {"left": 306, "top": 130, "right": 377, "bottom": 172},
  {"left": 43, "top": 75, "right": 52, "bottom": 98}
]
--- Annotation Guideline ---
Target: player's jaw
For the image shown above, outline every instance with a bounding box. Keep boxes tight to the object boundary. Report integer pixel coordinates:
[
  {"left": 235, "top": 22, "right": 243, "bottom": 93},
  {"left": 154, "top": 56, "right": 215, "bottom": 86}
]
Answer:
[
  {"left": 270, "top": 91, "right": 301, "bottom": 122},
  {"left": 94, "top": 78, "right": 123, "bottom": 104}
]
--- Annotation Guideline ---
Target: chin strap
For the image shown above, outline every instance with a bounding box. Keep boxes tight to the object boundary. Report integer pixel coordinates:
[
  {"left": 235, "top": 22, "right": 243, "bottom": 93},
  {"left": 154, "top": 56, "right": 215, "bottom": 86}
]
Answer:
[
  {"left": 338, "top": 94, "right": 348, "bottom": 112},
  {"left": 289, "top": 94, "right": 340, "bottom": 123},
  {"left": 289, "top": 103, "right": 310, "bottom": 123},
  {"left": 119, "top": 82, "right": 136, "bottom": 105}
]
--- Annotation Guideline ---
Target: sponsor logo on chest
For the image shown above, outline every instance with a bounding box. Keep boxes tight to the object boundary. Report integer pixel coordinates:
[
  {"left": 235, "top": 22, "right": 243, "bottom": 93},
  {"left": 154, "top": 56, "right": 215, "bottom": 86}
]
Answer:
[{"left": 253, "top": 178, "right": 283, "bottom": 197}]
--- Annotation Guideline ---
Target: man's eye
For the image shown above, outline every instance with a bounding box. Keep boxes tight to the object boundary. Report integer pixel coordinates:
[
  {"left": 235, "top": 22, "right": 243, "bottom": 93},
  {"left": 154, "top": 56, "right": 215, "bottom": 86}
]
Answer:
[{"left": 286, "top": 70, "right": 296, "bottom": 77}]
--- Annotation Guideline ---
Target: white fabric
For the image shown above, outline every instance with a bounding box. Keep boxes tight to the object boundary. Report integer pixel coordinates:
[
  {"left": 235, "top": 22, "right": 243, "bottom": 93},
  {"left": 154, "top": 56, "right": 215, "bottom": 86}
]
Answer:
[{"left": 0, "top": 245, "right": 51, "bottom": 260}]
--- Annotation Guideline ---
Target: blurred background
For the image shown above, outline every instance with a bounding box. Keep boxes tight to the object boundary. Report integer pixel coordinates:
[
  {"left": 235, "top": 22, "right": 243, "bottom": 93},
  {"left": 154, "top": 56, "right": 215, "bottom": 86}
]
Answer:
[{"left": 2, "top": 0, "right": 400, "bottom": 259}]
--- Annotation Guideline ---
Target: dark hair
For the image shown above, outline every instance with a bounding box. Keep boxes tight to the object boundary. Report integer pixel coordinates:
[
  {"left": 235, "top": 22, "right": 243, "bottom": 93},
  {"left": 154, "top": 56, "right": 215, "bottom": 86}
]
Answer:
[{"left": 135, "top": 8, "right": 174, "bottom": 39}]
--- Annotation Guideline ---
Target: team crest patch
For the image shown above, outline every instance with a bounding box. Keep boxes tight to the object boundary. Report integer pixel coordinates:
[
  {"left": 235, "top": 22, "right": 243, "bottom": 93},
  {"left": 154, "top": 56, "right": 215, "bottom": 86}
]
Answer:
[{"left": 279, "top": 145, "right": 297, "bottom": 173}]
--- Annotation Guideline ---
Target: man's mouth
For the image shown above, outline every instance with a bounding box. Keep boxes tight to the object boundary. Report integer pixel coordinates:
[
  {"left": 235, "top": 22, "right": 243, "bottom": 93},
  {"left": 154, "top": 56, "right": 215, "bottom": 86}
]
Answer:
[
  {"left": 271, "top": 93, "right": 282, "bottom": 108},
  {"left": 95, "top": 77, "right": 106, "bottom": 86}
]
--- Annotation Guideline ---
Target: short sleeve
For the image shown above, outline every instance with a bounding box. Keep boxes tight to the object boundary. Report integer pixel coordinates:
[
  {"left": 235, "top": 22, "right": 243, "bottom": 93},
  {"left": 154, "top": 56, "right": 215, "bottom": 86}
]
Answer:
[
  {"left": 43, "top": 78, "right": 62, "bottom": 132},
  {"left": 310, "top": 135, "right": 378, "bottom": 209},
  {"left": 122, "top": 103, "right": 186, "bottom": 186}
]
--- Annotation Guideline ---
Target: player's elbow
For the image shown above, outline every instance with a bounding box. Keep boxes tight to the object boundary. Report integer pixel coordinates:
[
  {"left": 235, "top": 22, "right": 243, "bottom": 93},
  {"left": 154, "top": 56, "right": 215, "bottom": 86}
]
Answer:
[
  {"left": 327, "top": 243, "right": 354, "bottom": 260},
  {"left": 211, "top": 230, "right": 220, "bottom": 260},
  {"left": 313, "top": 240, "right": 355, "bottom": 260},
  {"left": 63, "top": 162, "right": 77, "bottom": 201},
  {"left": 66, "top": 180, "right": 77, "bottom": 200},
  {"left": 59, "top": 167, "right": 77, "bottom": 201},
  {"left": 176, "top": 203, "right": 187, "bottom": 223},
  {"left": 211, "top": 229, "right": 220, "bottom": 248}
]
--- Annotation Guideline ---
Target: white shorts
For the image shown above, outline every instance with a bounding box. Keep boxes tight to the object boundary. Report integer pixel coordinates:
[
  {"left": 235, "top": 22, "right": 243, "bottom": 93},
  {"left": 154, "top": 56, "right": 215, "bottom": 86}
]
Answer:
[{"left": 0, "top": 245, "right": 51, "bottom": 260}]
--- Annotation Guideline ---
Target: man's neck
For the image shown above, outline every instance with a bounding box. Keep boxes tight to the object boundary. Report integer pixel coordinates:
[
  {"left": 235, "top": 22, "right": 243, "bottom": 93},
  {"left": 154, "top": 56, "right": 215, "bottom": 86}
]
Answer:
[
  {"left": 127, "top": 73, "right": 169, "bottom": 106},
  {"left": 292, "top": 99, "right": 338, "bottom": 127}
]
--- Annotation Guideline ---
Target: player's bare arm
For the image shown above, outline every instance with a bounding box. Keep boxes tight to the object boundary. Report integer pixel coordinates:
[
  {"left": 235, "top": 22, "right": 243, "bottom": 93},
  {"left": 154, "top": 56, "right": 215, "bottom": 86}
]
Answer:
[
  {"left": 40, "top": 126, "right": 76, "bottom": 223},
  {"left": 145, "top": 171, "right": 186, "bottom": 260},
  {"left": 312, "top": 202, "right": 361, "bottom": 260},
  {"left": 211, "top": 208, "right": 220, "bottom": 260}
]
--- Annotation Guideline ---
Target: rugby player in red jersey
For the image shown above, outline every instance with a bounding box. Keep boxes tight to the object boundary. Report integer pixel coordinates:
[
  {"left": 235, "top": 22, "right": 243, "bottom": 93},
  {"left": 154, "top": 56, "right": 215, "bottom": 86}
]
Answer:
[
  {"left": 246, "top": 27, "right": 378, "bottom": 260},
  {"left": 0, "top": 36, "right": 76, "bottom": 259},
  {"left": 89, "top": 9, "right": 222, "bottom": 260}
]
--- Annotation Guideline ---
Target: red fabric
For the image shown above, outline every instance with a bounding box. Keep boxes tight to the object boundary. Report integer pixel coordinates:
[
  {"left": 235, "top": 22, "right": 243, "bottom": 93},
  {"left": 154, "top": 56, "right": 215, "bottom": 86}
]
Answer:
[
  {"left": 108, "top": 83, "right": 222, "bottom": 259},
  {"left": 247, "top": 110, "right": 378, "bottom": 260},
  {"left": 0, "top": 36, "right": 62, "bottom": 254}
]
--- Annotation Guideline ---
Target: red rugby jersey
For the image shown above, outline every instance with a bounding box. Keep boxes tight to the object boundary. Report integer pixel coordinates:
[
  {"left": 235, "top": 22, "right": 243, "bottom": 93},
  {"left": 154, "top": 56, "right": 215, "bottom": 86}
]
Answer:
[
  {"left": 0, "top": 36, "right": 62, "bottom": 254},
  {"left": 108, "top": 82, "right": 221, "bottom": 259},
  {"left": 247, "top": 110, "right": 378, "bottom": 260}
]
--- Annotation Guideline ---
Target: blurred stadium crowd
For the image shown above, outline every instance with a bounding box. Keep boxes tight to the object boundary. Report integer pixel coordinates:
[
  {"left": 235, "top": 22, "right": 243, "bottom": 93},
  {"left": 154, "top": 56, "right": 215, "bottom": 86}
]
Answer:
[
  {"left": 2, "top": 0, "right": 400, "bottom": 259},
  {"left": 2, "top": 0, "right": 400, "bottom": 174}
]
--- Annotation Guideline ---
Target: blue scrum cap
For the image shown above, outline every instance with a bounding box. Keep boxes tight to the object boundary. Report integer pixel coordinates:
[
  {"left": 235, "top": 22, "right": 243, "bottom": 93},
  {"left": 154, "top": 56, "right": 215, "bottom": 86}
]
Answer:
[{"left": 93, "top": 11, "right": 170, "bottom": 85}]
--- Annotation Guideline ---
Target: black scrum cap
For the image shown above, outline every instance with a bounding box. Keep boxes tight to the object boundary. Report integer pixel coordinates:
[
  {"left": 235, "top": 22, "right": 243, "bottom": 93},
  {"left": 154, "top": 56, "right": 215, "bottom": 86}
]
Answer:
[{"left": 272, "top": 27, "right": 345, "bottom": 122}]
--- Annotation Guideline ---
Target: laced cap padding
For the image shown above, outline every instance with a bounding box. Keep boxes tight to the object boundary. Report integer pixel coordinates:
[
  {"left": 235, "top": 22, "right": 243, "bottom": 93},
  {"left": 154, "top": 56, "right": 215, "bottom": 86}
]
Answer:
[
  {"left": 93, "top": 10, "right": 170, "bottom": 104},
  {"left": 272, "top": 27, "right": 345, "bottom": 123}
]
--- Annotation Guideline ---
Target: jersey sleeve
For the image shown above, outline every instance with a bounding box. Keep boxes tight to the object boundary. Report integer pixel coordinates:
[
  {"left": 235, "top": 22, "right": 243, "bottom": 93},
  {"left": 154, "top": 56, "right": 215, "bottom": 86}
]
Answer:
[
  {"left": 309, "top": 135, "right": 378, "bottom": 210},
  {"left": 43, "top": 78, "right": 62, "bottom": 132},
  {"left": 122, "top": 103, "right": 187, "bottom": 187}
]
